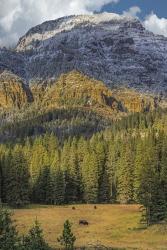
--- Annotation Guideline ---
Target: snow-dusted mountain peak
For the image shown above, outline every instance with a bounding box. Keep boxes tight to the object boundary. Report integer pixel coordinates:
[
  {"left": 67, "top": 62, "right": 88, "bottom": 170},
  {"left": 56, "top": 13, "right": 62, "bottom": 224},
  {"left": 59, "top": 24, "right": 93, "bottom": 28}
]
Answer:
[
  {"left": 1, "top": 13, "right": 167, "bottom": 95},
  {"left": 67, "top": 12, "right": 135, "bottom": 24},
  {"left": 16, "top": 13, "right": 139, "bottom": 52}
]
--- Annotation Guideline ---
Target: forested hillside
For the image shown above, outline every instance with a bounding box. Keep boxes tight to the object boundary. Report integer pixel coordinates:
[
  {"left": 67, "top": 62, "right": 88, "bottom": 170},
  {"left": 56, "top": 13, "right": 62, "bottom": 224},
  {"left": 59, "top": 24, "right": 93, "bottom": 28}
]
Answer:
[
  {"left": 0, "top": 108, "right": 167, "bottom": 225},
  {"left": 0, "top": 68, "right": 167, "bottom": 227},
  {"left": 0, "top": 71, "right": 165, "bottom": 142}
]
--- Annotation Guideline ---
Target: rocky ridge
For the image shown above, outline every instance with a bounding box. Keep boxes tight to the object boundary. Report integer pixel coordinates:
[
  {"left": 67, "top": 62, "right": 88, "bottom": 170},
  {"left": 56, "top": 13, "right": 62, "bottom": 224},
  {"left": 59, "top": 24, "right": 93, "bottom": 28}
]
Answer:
[
  {"left": 0, "top": 70, "right": 159, "bottom": 116},
  {"left": 0, "top": 13, "right": 167, "bottom": 96}
]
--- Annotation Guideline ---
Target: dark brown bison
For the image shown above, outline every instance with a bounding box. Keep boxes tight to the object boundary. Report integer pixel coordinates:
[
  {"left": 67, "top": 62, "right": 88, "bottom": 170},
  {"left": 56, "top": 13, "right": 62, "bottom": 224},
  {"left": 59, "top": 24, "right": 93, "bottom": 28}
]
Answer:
[{"left": 79, "top": 220, "right": 89, "bottom": 225}]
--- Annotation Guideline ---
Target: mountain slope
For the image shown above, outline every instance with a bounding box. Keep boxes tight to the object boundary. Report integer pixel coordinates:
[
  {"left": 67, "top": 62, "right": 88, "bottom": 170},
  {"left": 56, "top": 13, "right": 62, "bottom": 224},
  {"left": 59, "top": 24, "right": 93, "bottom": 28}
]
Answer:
[
  {"left": 0, "top": 69, "right": 164, "bottom": 138},
  {"left": 0, "top": 70, "right": 163, "bottom": 142},
  {"left": 0, "top": 71, "right": 118, "bottom": 141},
  {"left": 0, "top": 70, "right": 31, "bottom": 109},
  {"left": 0, "top": 70, "right": 159, "bottom": 114},
  {"left": 0, "top": 13, "right": 167, "bottom": 95},
  {"left": 31, "top": 71, "right": 122, "bottom": 115}
]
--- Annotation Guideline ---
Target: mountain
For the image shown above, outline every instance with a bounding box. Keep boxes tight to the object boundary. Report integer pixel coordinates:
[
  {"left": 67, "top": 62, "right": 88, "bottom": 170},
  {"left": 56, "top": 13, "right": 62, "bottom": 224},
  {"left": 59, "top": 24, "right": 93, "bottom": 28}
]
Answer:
[
  {"left": 0, "top": 13, "right": 167, "bottom": 141},
  {"left": 1, "top": 14, "right": 167, "bottom": 221},
  {"left": 0, "top": 13, "right": 167, "bottom": 96}
]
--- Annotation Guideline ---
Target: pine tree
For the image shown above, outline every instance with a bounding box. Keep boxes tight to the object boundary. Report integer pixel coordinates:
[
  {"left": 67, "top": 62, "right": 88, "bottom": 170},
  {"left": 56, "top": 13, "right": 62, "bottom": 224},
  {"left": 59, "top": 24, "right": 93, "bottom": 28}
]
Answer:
[
  {"left": 53, "top": 168, "right": 65, "bottom": 205},
  {"left": 0, "top": 208, "right": 21, "bottom": 250},
  {"left": 22, "top": 219, "right": 51, "bottom": 250},
  {"left": 50, "top": 150, "right": 65, "bottom": 205},
  {"left": 34, "top": 166, "right": 53, "bottom": 204},
  {"left": 61, "top": 139, "right": 80, "bottom": 203},
  {"left": 43, "top": 133, "right": 59, "bottom": 166},
  {"left": 135, "top": 134, "right": 167, "bottom": 225},
  {"left": 1, "top": 148, "right": 11, "bottom": 203},
  {"left": 117, "top": 141, "right": 134, "bottom": 204},
  {"left": 98, "top": 166, "right": 110, "bottom": 203},
  {"left": 30, "top": 138, "right": 49, "bottom": 186},
  {"left": 106, "top": 141, "right": 119, "bottom": 202},
  {"left": 160, "top": 135, "right": 167, "bottom": 203},
  {"left": 77, "top": 138, "right": 90, "bottom": 201},
  {"left": 137, "top": 165, "right": 165, "bottom": 225},
  {"left": 30, "top": 138, "right": 54, "bottom": 204},
  {"left": 81, "top": 151, "right": 99, "bottom": 203},
  {"left": 93, "top": 139, "right": 108, "bottom": 202},
  {"left": 6, "top": 146, "right": 30, "bottom": 208},
  {"left": 68, "top": 139, "right": 81, "bottom": 202},
  {"left": 57, "top": 220, "right": 76, "bottom": 250}
]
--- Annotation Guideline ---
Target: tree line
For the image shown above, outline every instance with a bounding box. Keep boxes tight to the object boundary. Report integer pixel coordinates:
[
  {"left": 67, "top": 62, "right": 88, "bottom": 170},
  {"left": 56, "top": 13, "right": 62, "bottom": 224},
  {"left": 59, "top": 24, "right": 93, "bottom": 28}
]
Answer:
[
  {"left": 0, "top": 119, "right": 167, "bottom": 225},
  {"left": 0, "top": 105, "right": 166, "bottom": 143}
]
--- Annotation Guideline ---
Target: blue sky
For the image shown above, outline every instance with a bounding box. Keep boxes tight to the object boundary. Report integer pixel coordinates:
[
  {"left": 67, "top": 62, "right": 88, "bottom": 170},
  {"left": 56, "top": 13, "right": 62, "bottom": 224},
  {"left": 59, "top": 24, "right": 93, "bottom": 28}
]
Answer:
[{"left": 103, "top": 0, "right": 167, "bottom": 19}]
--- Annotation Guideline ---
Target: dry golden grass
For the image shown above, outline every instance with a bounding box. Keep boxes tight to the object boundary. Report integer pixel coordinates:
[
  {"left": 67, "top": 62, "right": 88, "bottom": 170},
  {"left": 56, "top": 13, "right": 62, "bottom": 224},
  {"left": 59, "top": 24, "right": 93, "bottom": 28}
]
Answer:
[{"left": 13, "top": 204, "right": 167, "bottom": 250}]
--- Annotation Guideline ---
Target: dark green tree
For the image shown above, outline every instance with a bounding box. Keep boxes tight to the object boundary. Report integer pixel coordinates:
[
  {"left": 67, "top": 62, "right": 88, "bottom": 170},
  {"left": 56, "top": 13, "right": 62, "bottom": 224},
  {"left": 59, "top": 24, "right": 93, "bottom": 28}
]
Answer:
[
  {"left": 160, "top": 136, "right": 167, "bottom": 203},
  {"left": 0, "top": 208, "right": 21, "bottom": 250},
  {"left": 61, "top": 139, "right": 80, "bottom": 203},
  {"left": 135, "top": 135, "right": 167, "bottom": 225},
  {"left": 106, "top": 140, "right": 119, "bottom": 202},
  {"left": 6, "top": 146, "right": 30, "bottom": 208},
  {"left": 34, "top": 166, "right": 53, "bottom": 204},
  {"left": 54, "top": 168, "right": 65, "bottom": 205},
  {"left": 117, "top": 142, "right": 134, "bottom": 204},
  {"left": 81, "top": 151, "right": 99, "bottom": 203},
  {"left": 22, "top": 219, "right": 51, "bottom": 250},
  {"left": 57, "top": 220, "right": 76, "bottom": 250},
  {"left": 98, "top": 166, "right": 110, "bottom": 203}
]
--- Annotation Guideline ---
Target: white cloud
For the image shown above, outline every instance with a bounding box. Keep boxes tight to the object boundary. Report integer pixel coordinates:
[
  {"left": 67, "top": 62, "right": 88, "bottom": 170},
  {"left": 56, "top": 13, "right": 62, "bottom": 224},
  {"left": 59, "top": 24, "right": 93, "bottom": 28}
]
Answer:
[
  {"left": 122, "top": 7, "right": 167, "bottom": 38},
  {"left": 144, "top": 13, "right": 167, "bottom": 37},
  {"left": 123, "top": 6, "right": 141, "bottom": 18},
  {"left": 0, "top": 0, "right": 119, "bottom": 47},
  {"left": 2, "top": 1, "right": 167, "bottom": 48}
]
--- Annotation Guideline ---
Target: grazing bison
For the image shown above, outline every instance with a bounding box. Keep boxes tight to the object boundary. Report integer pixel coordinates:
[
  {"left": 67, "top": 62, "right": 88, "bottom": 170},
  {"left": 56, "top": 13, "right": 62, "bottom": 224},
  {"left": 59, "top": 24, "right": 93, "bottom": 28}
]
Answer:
[
  {"left": 79, "top": 220, "right": 89, "bottom": 225},
  {"left": 72, "top": 206, "right": 76, "bottom": 210},
  {"left": 94, "top": 205, "right": 97, "bottom": 209}
]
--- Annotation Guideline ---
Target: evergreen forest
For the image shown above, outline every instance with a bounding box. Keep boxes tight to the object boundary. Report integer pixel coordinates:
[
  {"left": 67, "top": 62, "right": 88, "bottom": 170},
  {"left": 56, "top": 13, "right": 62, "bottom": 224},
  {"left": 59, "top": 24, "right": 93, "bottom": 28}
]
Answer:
[{"left": 0, "top": 108, "right": 167, "bottom": 225}]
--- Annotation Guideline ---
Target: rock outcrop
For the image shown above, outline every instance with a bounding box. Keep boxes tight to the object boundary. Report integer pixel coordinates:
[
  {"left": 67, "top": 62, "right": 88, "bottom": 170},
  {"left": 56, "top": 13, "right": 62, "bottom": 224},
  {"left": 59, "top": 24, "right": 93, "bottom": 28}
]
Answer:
[
  {"left": 0, "top": 71, "right": 31, "bottom": 109},
  {"left": 112, "top": 88, "right": 157, "bottom": 113},
  {"left": 30, "top": 71, "right": 158, "bottom": 115},
  {"left": 0, "top": 70, "right": 161, "bottom": 114}
]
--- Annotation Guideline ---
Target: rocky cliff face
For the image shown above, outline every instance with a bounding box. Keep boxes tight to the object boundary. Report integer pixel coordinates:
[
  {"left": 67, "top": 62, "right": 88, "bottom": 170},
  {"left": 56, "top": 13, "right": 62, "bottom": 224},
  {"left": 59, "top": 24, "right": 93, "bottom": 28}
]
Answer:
[
  {"left": 0, "top": 71, "right": 31, "bottom": 109},
  {"left": 112, "top": 88, "right": 157, "bottom": 113},
  {"left": 0, "top": 13, "right": 167, "bottom": 96},
  {"left": 0, "top": 70, "right": 158, "bottom": 115},
  {"left": 29, "top": 71, "right": 160, "bottom": 114},
  {"left": 39, "top": 71, "right": 120, "bottom": 111}
]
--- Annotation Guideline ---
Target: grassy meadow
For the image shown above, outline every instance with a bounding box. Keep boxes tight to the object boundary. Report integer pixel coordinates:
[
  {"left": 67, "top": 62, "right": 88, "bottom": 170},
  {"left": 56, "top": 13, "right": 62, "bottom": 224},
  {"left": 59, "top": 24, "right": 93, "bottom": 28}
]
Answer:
[{"left": 13, "top": 204, "right": 167, "bottom": 250}]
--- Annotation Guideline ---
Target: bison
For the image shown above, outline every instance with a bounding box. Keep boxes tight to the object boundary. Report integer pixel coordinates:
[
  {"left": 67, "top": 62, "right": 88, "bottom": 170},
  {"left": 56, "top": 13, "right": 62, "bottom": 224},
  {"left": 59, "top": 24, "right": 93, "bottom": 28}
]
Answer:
[{"left": 79, "top": 220, "right": 89, "bottom": 225}]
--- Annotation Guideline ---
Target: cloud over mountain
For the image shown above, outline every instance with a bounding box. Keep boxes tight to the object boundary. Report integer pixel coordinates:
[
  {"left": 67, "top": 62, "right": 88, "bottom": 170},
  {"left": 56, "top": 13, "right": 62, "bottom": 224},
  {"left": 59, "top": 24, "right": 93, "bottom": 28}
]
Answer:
[
  {"left": 123, "top": 6, "right": 141, "bottom": 18},
  {"left": 0, "top": 0, "right": 119, "bottom": 47},
  {"left": 1, "top": 1, "right": 167, "bottom": 47},
  {"left": 122, "top": 6, "right": 167, "bottom": 38},
  {"left": 144, "top": 13, "right": 167, "bottom": 37}
]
